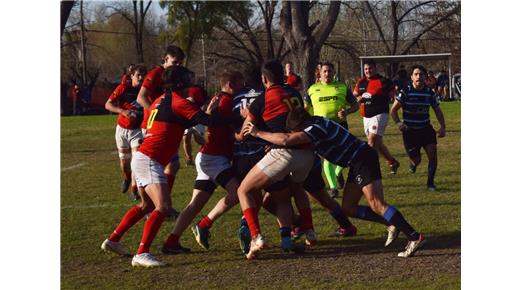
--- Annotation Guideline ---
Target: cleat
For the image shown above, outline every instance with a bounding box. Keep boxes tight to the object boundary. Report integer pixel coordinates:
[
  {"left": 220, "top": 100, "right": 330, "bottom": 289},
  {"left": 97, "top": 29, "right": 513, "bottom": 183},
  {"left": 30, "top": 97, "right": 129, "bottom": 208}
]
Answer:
[
  {"left": 389, "top": 160, "right": 400, "bottom": 174},
  {"left": 336, "top": 174, "right": 345, "bottom": 189},
  {"left": 121, "top": 179, "right": 131, "bottom": 193},
  {"left": 304, "top": 229, "right": 317, "bottom": 246},
  {"left": 291, "top": 226, "right": 304, "bottom": 240},
  {"left": 385, "top": 225, "right": 400, "bottom": 247},
  {"left": 398, "top": 234, "right": 426, "bottom": 257},
  {"left": 246, "top": 234, "right": 267, "bottom": 260},
  {"left": 427, "top": 184, "right": 436, "bottom": 192},
  {"left": 328, "top": 189, "right": 339, "bottom": 199},
  {"left": 191, "top": 225, "right": 210, "bottom": 250},
  {"left": 101, "top": 239, "right": 131, "bottom": 257},
  {"left": 161, "top": 244, "right": 191, "bottom": 255},
  {"left": 408, "top": 163, "right": 417, "bottom": 174},
  {"left": 238, "top": 219, "right": 251, "bottom": 254},
  {"left": 282, "top": 238, "right": 305, "bottom": 254},
  {"left": 333, "top": 225, "right": 358, "bottom": 237},
  {"left": 131, "top": 253, "right": 165, "bottom": 267},
  {"left": 166, "top": 208, "right": 179, "bottom": 221}
]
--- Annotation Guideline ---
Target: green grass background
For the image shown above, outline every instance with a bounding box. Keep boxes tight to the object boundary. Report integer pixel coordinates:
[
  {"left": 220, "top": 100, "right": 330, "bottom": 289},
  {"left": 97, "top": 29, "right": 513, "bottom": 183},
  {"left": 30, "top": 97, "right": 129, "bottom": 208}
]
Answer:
[{"left": 61, "top": 102, "right": 460, "bottom": 289}]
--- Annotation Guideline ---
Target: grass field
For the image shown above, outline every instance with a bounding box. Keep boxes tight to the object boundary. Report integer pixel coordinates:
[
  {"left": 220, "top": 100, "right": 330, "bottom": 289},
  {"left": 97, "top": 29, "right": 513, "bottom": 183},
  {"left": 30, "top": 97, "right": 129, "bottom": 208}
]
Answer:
[{"left": 61, "top": 101, "right": 460, "bottom": 289}]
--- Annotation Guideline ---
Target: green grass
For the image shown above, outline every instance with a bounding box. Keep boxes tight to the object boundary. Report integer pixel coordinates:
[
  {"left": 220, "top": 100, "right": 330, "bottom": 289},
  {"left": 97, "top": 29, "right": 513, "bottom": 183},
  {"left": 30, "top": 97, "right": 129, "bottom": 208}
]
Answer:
[{"left": 61, "top": 102, "right": 460, "bottom": 289}]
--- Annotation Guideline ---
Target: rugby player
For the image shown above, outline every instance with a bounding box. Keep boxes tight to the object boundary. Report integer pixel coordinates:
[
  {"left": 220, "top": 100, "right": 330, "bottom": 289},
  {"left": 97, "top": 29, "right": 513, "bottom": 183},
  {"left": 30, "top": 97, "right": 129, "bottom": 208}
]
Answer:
[
  {"left": 244, "top": 107, "right": 427, "bottom": 258},
  {"left": 101, "top": 66, "right": 229, "bottom": 267},
  {"left": 105, "top": 64, "right": 147, "bottom": 200},
  {"left": 307, "top": 62, "right": 358, "bottom": 198},
  {"left": 390, "top": 65, "right": 446, "bottom": 191},
  {"left": 236, "top": 60, "right": 315, "bottom": 259},
  {"left": 354, "top": 60, "right": 400, "bottom": 174}
]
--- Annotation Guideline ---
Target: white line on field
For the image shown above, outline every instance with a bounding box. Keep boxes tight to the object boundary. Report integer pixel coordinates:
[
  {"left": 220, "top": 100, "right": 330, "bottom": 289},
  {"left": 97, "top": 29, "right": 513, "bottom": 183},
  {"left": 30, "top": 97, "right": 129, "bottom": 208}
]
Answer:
[{"left": 62, "top": 162, "right": 88, "bottom": 172}]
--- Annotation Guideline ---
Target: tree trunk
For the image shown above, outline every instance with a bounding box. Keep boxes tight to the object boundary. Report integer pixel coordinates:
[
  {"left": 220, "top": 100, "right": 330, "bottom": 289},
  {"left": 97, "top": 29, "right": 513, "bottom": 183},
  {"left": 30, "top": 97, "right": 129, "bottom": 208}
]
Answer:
[{"left": 61, "top": 0, "right": 75, "bottom": 37}]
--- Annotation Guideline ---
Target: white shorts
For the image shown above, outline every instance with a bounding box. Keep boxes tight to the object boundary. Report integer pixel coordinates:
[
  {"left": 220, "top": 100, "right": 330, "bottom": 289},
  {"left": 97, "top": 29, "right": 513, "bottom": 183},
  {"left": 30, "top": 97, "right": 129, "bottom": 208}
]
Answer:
[
  {"left": 363, "top": 113, "right": 389, "bottom": 137},
  {"left": 184, "top": 124, "right": 205, "bottom": 136},
  {"left": 256, "top": 148, "right": 314, "bottom": 183},
  {"left": 115, "top": 125, "right": 143, "bottom": 151},
  {"left": 131, "top": 152, "right": 167, "bottom": 187},
  {"left": 195, "top": 152, "right": 232, "bottom": 182}
]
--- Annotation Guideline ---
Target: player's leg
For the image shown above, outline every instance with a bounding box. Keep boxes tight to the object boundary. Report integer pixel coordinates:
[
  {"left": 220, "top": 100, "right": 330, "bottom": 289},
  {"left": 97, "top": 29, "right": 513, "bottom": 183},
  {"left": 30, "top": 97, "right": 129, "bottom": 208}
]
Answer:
[
  {"left": 290, "top": 182, "right": 316, "bottom": 246},
  {"left": 163, "top": 154, "right": 180, "bottom": 219},
  {"left": 115, "top": 125, "right": 132, "bottom": 193},
  {"left": 402, "top": 129, "right": 421, "bottom": 173},
  {"left": 129, "top": 129, "right": 143, "bottom": 199},
  {"left": 323, "top": 159, "right": 339, "bottom": 197},
  {"left": 365, "top": 114, "right": 399, "bottom": 174},
  {"left": 182, "top": 129, "right": 194, "bottom": 165},
  {"left": 422, "top": 125, "right": 439, "bottom": 191}
]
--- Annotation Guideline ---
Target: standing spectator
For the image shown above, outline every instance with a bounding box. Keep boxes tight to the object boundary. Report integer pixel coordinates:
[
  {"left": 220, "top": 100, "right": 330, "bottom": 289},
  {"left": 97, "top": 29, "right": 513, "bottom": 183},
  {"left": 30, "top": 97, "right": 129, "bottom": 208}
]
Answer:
[
  {"left": 105, "top": 64, "right": 147, "bottom": 200},
  {"left": 354, "top": 60, "right": 400, "bottom": 174},
  {"left": 390, "top": 65, "right": 446, "bottom": 191},
  {"left": 71, "top": 84, "right": 81, "bottom": 115},
  {"left": 393, "top": 65, "right": 409, "bottom": 93},
  {"left": 306, "top": 62, "right": 359, "bottom": 198},
  {"left": 425, "top": 70, "right": 437, "bottom": 93},
  {"left": 436, "top": 70, "right": 449, "bottom": 100}
]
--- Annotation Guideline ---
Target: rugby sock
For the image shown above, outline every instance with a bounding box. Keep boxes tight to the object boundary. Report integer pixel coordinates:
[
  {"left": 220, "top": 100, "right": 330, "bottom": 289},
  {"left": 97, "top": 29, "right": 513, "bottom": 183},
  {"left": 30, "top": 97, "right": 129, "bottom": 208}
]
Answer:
[
  {"left": 165, "top": 173, "right": 176, "bottom": 193},
  {"left": 355, "top": 206, "right": 390, "bottom": 226},
  {"left": 382, "top": 206, "right": 420, "bottom": 241},
  {"left": 243, "top": 207, "right": 261, "bottom": 238},
  {"left": 280, "top": 227, "right": 293, "bottom": 249},
  {"left": 137, "top": 210, "right": 166, "bottom": 254},
  {"left": 334, "top": 165, "right": 344, "bottom": 176},
  {"left": 163, "top": 233, "right": 180, "bottom": 248},
  {"left": 198, "top": 215, "right": 214, "bottom": 230},
  {"left": 298, "top": 207, "right": 314, "bottom": 230},
  {"left": 330, "top": 204, "right": 354, "bottom": 228},
  {"left": 387, "top": 158, "right": 398, "bottom": 165},
  {"left": 323, "top": 160, "right": 338, "bottom": 189},
  {"left": 109, "top": 206, "right": 146, "bottom": 242},
  {"left": 427, "top": 162, "right": 437, "bottom": 186}
]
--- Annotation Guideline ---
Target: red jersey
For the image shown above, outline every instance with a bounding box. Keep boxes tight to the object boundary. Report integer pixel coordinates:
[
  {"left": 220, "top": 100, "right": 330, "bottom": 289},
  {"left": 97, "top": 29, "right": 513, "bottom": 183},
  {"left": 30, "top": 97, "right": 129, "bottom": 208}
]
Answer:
[
  {"left": 285, "top": 73, "right": 302, "bottom": 88},
  {"left": 140, "top": 65, "right": 165, "bottom": 129},
  {"left": 200, "top": 92, "right": 234, "bottom": 158},
  {"left": 139, "top": 90, "right": 201, "bottom": 166},
  {"left": 108, "top": 83, "right": 143, "bottom": 129},
  {"left": 354, "top": 75, "right": 394, "bottom": 118}
]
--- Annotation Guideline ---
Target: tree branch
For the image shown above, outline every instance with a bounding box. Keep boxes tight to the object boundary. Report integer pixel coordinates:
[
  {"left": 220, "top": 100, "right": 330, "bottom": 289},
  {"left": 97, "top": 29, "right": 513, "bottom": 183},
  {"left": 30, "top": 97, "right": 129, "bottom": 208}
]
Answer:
[{"left": 365, "top": 1, "right": 391, "bottom": 54}]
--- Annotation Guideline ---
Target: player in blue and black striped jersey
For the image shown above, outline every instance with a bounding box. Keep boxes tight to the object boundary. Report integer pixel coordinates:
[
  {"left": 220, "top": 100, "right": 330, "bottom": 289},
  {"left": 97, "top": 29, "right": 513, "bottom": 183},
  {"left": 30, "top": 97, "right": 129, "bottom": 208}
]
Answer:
[
  {"left": 390, "top": 65, "right": 446, "bottom": 191},
  {"left": 243, "top": 107, "right": 426, "bottom": 258}
]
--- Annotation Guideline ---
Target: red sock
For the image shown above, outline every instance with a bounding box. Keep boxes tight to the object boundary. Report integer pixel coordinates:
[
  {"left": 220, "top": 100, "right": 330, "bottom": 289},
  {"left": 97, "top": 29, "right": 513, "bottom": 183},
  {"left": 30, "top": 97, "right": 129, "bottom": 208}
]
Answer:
[
  {"left": 298, "top": 207, "right": 314, "bottom": 231},
  {"left": 108, "top": 206, "right": 146, "bottom": 242},
  {"left": 163, "top": 233, "right": 180, "bottom": 248},
  {"left": 387, "top": 158, "right": 397, "bottom": 165},
  {"left": 243, "top": 207, "right": 261, "bottom": 238},
  {"left": 136, "top": 210, "right": 166, "bottom": 254},
  {"left": 165, "top": 173, "right": 176, "bottom": 193},
  {"left": 198, "top": 215, "right": 213, "bottom": 230}
]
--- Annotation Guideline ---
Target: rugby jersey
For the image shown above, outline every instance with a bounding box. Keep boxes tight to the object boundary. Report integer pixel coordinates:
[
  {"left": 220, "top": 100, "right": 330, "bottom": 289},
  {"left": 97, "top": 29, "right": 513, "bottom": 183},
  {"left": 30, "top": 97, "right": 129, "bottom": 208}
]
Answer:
[
  {"left": 302, "top": 116, "right": 367, "bottom": 167},
  {"left": 232, "top": 87, "right": 268, "bottom": 156},
  {"left": 354, "top": 74, "right": 394, "bottom": 118},
  {"left": 396, "top": 84, "right": 440, "bottom": 129},
  {"left": 306, "top": 81, "right": 355, "bottom": 126}
]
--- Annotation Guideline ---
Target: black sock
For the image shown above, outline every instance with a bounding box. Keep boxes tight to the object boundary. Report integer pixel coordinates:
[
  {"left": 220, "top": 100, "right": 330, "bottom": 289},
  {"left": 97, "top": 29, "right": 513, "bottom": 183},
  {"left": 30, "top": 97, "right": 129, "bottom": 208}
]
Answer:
[
  {"left": 330, "top": 204, "right": 353, "bottom": 228},
  {"left": 355, "top": 206, "right": 390, "bottom": 226},
  {"left": 427, "top": 162, "right": 437, "bottom": 186},
  {"left": 383, "top": 206, "right": 419, "bottom": 240}
]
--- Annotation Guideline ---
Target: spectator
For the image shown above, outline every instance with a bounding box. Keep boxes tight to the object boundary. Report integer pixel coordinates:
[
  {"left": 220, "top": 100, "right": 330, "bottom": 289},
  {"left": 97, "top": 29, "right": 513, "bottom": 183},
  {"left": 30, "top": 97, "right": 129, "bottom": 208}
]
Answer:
[{"left": 436, "top": 70, "right": 449, "bottom": 100}]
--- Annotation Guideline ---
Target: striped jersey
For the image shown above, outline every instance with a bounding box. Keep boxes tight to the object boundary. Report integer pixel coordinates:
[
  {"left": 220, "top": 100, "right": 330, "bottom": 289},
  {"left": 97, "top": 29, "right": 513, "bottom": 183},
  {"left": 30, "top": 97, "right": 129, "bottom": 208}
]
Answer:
[
  {"left": 302, "top": 116, "right": 367, "bottom": 167},
  {"left": 232, "top": 87, "right": 268, "bottom": 156},
  {"left": 396, "top": 84, "right": 440, "bottom": 129}
]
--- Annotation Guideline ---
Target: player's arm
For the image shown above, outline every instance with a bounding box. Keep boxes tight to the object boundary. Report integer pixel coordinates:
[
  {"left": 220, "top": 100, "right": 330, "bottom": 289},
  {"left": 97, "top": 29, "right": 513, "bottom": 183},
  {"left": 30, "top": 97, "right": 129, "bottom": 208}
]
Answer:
[
  {"left": 243, "top": 122, "right": 312, "bottom": 147},
  {"left": 338, "top": 89, "right": 359, "bottom": 119},
  {"left": 236, "top": 113, "right": 255, "bottom": 141},
  {"left": 105, "top": 85, "right": 132, "bottom": 117},
  {"left": 137, "top": 86, "right": 152, "bottom": 110},
  {"left": 390, "top": 98, "right": 407, "bottom": 132},
  {"left": 432, "top": 106, "right": 446, "bottom": 137}
]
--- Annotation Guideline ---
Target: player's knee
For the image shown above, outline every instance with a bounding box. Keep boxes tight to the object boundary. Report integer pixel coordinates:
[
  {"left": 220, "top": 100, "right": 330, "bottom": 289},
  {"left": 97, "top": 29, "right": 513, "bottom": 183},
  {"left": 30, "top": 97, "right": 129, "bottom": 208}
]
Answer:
[{"left": 118, "top": 152, "right": 132, "bottom": 160}]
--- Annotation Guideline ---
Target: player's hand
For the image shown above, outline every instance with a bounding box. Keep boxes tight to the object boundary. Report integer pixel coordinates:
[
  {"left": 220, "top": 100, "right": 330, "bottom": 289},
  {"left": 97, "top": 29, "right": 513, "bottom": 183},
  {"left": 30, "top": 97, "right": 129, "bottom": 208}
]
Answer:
[
  {"left": 121, "top": 109, "right": 132, "bottom": 118},
  {"left": 337, "top": 108, "right": 347, "bottom": 119},
  {"left": 397, "top": 121, "right": 408, "bottom": 132},
  {"left": 243, "top": 122, "right": 258, "bottom": 137},
  {"left": 206, "top": 96, "right": 218, "bottom": 114},
  {"left": 240, "top": 105, "right": 249, "bottom": 118},
  {"left": 356, "top": 95, "right": 364, "bottom": 103},
  {"left": 438, "top": 126, "right": 446, "bottom": 138}
]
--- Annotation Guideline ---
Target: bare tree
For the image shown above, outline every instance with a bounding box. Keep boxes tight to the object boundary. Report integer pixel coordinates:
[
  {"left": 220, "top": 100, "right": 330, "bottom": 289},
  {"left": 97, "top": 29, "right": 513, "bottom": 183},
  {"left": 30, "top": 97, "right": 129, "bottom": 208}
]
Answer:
[{"left": 280, "top": 1, "right": 341, "bottom": 90}]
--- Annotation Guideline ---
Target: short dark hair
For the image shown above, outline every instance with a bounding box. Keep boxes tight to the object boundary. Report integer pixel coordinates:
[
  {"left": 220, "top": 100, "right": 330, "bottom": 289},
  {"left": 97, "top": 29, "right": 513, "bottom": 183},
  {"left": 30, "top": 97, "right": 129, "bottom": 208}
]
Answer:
[
  {"left": 244, "top": 65, "right": 262, "bottom": 88},
  {"left": 130, "top": 64, "right": 147, "bottom": 75},
  {"left": 411, "top": 65, "right": 427, "bottom": 75},
  {"left": 261, "top": 59, "right": 284, "bottom": 85},
  {"left": 162, "top": 65, "right": 193, "bottom": 90},
  {"left": 219, "top": 70, "right": 243, "bottom": 87},
  {"left": 164, "top": 45, "right": 185, "bottom": 60},
  {"left": 364, "top": 60, "right": 376, "bottom": 67},
  {"left": 321, "top": 62, "right": 334, "bottom": 71},
  {"left": 286, "top": 107, "right": 312, "bottom": 131}
]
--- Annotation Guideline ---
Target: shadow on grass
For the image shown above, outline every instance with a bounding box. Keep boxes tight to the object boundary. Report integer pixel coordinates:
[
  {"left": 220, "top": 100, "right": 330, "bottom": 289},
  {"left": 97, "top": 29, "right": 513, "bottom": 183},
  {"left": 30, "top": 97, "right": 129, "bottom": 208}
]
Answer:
[{"left": 257, "top": 231, "right": 460, "bottom": 261}]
